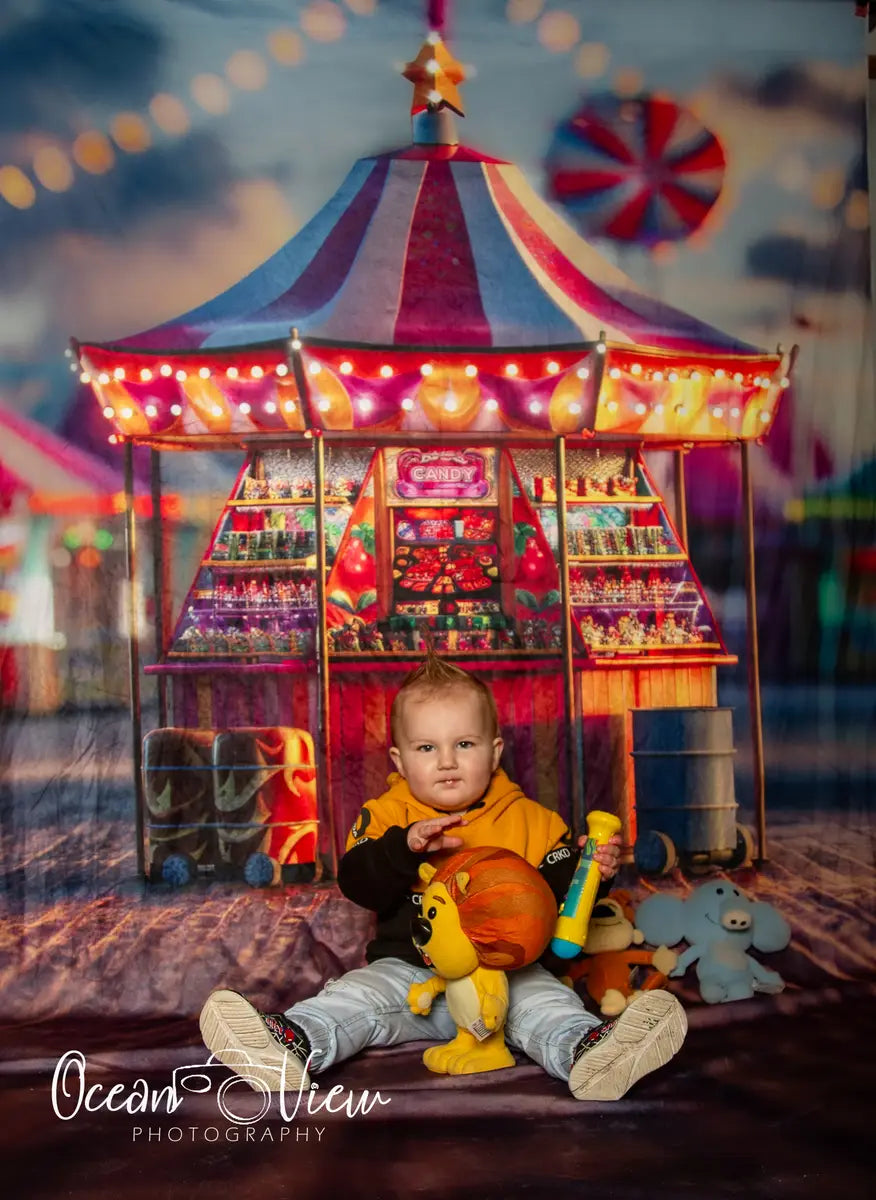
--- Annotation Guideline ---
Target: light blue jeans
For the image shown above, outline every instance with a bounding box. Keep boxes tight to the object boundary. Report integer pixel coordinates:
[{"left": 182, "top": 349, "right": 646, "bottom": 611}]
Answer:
[{"left": 285, "top": 958, "right": 602, "bottom": 1081}]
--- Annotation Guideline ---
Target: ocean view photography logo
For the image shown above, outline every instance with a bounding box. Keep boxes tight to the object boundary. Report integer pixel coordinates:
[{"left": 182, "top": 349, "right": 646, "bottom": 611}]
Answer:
[{"left": 51, "top": 1047, "right": 391, "bottom": 1141}]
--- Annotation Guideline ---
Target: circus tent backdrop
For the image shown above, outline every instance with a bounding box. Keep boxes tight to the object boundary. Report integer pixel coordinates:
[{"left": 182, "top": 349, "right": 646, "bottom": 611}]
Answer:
[{"left": 75, "top": 46, "right": 792, "bottom": 453}]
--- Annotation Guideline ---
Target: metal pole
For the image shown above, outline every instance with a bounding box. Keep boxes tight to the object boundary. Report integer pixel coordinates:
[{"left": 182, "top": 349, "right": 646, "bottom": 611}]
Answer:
[
  {"left": 124, "top": 442, "right": 146, "bottom": 879},
  {"left": 149, "top": 449, "right": 169, "bottom": 727},
  {"left": 740, "top": 441, "right": 767, "bottom": 863},
  {"left": 312, "top": 432, "right": 338, "bottom": 878},
  {"left": 555, "top": 436, "right": 584, "bottom": 836},
  {"left": 673, "top": 447, "right": 688, "bottom": 551}
]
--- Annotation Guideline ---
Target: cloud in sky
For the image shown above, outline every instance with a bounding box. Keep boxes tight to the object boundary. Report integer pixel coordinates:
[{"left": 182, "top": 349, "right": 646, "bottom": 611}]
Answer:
[{"left": 0, "top": 1, "right": 164, "bottom": 135}]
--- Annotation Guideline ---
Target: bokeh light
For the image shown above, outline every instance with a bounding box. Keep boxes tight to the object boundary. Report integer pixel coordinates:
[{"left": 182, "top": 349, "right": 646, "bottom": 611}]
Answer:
[
  {"left": 301, "top": 1, "right": 347, "bottom": 43},
  {"left": 0, "top": 165, "right": 36, "bottom": 208},
  {"left": 191, "top": 73, "right": 232, "bottom": 114},
  {"left": 774, "top": 153, "right": 811, "bottom": 193},
  {"left": 344, "top": 0, "right": 377, "bottom": 14},
  {"left": 811, "top": 166, "right": 847, "bottom": 211},
  {"left": 574, "top": 42, "right": 610, "bottom": 79},
  {"left": 537, "top": 11, "right": 581, "bottom": 53},
  {"left": 506, "top": 0, "right": 544, "bottom": 23},
  {"left": 612, "top": 67, "right": 645, "bottom": 97},
  {"left": 32, "top": 145, "right": 74, "bottom": 192},
  {"left": 225, "top": 49, "right": 269, "bottom": 91},
  {"left": 72, "top": 131, "right": 115, "bottom": 174},
  {"left": 110, "top": 113, "right": 152, "bottom": 153},
  {"left": 149, "top": 93, "right": 191, "bottom": 136},
  {"left": 267, "top": 28, "right": 305, "bottom": 65},
  {"left": 844, "top": 189, "right": 870, "bottom": 230}
]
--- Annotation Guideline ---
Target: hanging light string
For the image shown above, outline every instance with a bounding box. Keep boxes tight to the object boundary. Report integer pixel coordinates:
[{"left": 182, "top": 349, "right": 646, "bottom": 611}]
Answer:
[{"left": 0, "top": 2, "right": 379, "bottom": 212}]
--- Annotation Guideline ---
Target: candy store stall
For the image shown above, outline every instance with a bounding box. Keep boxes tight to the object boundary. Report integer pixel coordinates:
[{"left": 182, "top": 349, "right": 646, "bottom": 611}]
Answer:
[{"left": 73, "top": 31, "right": 789, "bottom": 875}]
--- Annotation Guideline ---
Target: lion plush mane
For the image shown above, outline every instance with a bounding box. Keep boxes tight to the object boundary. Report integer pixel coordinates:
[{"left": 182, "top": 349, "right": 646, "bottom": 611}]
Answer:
[{"left": 432, "top": 846, "right": 557, "bottom": 970}]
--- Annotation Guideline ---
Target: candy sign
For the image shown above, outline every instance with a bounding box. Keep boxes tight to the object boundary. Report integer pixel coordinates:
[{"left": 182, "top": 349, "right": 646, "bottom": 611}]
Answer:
[{"left": 391, "top": 449, "right": 493, "bottom": 502}]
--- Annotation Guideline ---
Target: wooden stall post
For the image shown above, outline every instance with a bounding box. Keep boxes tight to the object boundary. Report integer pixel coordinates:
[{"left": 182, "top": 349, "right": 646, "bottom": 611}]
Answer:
[
  {"left": 673, "top": 447, "right": 689, "bottom": 551},
  {"left": 150, "top": 448, "right": 170, "bottom": 727},
  {"left": 740, "top": 440, "right": 768, "bottom": 863},
  {"left": 124, "top": 441, "right": 146, "bottom": 879},
  {"left": 555, "top": 435, "right": 585, "bottom": 836},
  {"left": 312, "top": 430, "right": 338, "bottom": 879}
]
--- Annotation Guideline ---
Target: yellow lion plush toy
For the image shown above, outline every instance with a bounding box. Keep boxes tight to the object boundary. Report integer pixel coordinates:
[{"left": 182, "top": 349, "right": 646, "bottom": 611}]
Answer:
[{"left": 407, "top": 846, "right": 557, "bottom": 1075}]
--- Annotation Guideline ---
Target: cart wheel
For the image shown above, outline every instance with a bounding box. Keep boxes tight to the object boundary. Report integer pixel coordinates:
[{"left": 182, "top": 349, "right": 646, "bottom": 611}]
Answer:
[
  {"left": 244, "top": 852, "right": 277, "bottom": 888},
  {"left": 726, "top": 823, "right": 756, "bottom": 869},
  {"left": 161, "top": 853, "right": 197, "bottom": 887},
  {"left": 634, "top": 830, "right": 677, "bottom": 876}
]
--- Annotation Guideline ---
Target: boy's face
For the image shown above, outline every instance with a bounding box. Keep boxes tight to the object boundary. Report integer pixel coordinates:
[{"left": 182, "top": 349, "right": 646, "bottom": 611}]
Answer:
[{"left": 389, "top": 685, "right": 503, "bottom": 812}]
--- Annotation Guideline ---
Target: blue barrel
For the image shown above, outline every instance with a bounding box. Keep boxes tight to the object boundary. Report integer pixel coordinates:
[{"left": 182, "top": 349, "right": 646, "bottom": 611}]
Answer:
[{"left": 631, "top": 707, "right": 737, "bottom": 856}]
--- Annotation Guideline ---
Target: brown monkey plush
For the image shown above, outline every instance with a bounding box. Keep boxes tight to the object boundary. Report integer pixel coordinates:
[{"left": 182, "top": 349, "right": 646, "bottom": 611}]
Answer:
[{"left": 566, "top": 890, "right": 677, "bottom": 1017}]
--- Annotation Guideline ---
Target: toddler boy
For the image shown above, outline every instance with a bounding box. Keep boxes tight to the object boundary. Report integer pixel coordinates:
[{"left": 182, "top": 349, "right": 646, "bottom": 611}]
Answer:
[{"left": 200, "top": 656, "right": 686, "bottom": 1101}]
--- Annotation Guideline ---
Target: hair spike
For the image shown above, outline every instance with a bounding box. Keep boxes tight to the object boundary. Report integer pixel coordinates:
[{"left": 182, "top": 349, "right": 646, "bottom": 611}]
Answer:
[{"left": 390, "top": 649, "right": 499, "bottom": 743}]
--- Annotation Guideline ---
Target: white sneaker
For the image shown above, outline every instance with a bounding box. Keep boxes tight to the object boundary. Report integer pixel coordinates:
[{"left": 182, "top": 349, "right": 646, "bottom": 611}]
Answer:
[
  {"left": 568, "top": 989, "right": 687, "bottom": 1101},
  {"left": 199, "top": 988, "right": 312, "bottom": 1094}
]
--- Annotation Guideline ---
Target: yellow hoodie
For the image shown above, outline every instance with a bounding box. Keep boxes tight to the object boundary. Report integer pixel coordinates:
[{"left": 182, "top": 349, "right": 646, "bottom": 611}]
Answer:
[{"left": 345, "top": 767, "right": 569, "bottom": 875}]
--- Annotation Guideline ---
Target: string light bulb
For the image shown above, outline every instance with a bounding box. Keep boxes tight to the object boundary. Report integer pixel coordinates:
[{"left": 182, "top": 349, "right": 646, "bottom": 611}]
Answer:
[
  {"left": 226, "top": 366, "right": 239, "bottom": 379},
  {"left": 199, "top": 366, "right": 211, "bottom": 379}
]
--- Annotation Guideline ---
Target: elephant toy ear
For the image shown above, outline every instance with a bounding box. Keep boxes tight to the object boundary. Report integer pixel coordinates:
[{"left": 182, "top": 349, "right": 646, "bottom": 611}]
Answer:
[
  {"left": 635, "top": 893, "right": 687, "bottom": 946},
  {"left": 750, "top": 902, "right": 792, "bottom": 953}
]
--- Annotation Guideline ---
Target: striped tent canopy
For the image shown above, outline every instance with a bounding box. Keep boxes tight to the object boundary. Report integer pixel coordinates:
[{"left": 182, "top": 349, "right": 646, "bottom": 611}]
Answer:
[
  {"left": 78, "top": 143, "right": 791, "bottom": 445},
  {"left": 94, "top": 145, "right": 751, "bottom": 355}
]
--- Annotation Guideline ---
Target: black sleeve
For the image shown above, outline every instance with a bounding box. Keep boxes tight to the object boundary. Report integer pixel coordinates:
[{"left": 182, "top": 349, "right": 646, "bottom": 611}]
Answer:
[
  {"left": 537, "top": 839, "right": 612, "bottom": 975},
  {"left": 337, "top": 825, "right": 424, "bottom": 913}
]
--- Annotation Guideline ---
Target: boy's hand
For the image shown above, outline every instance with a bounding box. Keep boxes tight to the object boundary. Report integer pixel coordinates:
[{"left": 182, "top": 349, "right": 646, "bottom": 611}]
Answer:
[
  {"left": 577, "top": 832, "right": 622, "bottom": 881},
  {"left": 407, "top": 813, "right": 466, "bottom": 854}
]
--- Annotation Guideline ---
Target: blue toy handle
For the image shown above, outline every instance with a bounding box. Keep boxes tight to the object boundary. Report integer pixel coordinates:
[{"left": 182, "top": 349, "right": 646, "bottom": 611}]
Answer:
[{"left": 550, "top": 810, "right": 622, "bottom": 959}]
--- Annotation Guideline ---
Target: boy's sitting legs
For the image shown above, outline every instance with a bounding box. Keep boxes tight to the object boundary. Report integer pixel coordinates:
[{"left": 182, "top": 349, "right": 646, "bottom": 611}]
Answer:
[
  {"left": 200, "top": 958, "right": 456, "bottom": 1093},
  {"left": 505, "top": 963, "right": 687, "bottom": 1101}
]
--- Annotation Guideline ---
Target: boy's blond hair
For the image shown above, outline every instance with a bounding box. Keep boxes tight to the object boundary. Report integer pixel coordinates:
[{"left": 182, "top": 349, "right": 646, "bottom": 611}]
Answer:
[{"left": 390, "top": 649, "right": 499, "bottom": 744}]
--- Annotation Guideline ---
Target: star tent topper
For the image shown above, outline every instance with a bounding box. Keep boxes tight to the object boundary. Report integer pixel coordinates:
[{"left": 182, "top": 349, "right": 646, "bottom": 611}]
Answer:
[{"left": 403, "top": 33, "right": 466, "bottom": 117}]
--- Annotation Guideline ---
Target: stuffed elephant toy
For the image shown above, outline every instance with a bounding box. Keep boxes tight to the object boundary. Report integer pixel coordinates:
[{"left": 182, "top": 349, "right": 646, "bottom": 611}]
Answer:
[{"left": 635, "top": 880, "right": 791, "bottom": 1004}]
